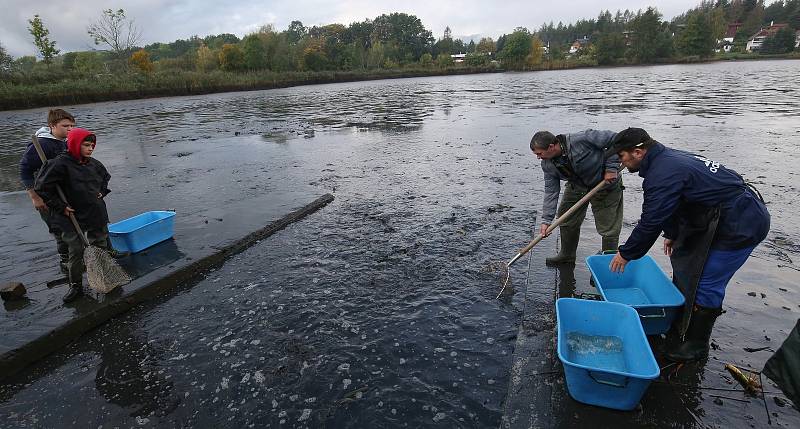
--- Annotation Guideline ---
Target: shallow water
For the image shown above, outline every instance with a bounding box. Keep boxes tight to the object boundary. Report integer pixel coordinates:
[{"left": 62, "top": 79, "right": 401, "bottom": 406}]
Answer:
[
  {"left": 566, "top": 332, "right": 626, "bottom": 373},
  {"left": 1, "top": 60, "right": 800, "bottom": 427}
]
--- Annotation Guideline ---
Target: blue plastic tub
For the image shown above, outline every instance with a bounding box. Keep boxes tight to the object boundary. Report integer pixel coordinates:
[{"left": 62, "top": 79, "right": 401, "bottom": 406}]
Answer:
[
  {"left": 556, "top": 298, "right": 660, "bottom": 410},
  {"left": 109, "top": 211, "right": 176, "bottom": 253},
  {"left": 586, "top": 254, "right": 685, "bottom": 335}
]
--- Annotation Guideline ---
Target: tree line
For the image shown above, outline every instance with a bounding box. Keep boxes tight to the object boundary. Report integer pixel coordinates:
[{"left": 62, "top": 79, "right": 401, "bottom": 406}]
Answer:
[{"left": 1, "top": 1, "right": 798, "bottom": 103}]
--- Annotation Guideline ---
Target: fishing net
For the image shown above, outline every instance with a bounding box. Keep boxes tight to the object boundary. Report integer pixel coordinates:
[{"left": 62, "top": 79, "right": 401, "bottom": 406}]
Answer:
[
  {"left": 485, "top": 260, "right": 512, "bottom": 299},
  {"left": 84, "top": 246, "right": 131, "bottom": 293}
]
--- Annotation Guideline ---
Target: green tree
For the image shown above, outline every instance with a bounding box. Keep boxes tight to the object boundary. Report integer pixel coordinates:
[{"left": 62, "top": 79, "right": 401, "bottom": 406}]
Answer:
[
  {"left": 242, "top": 34, "right": 267, "bottom": 69},
  {"left": 0, "top": 42, "right": 12, "bottom": 74},
  {"left": 370, "top": 13, "right": 433, "bottom": 63},
  {"left": 419, "top": 52, "right": 433, "bottom": 67},
  {"left": 62, "top": 51, "right": 77, "bottom": 70},
  {"left": 87, "top": 9, "right": 142, "bottom": 58},
  {"left": 27, "top": 15, "right": 59, "bottom": 64},
  {"left": 628, "top": 7, "right": 664, "bottom": 63},
  {"left": 74, "top": 51, "right": 104, "bottom": 75},
  {"left": 286, "top": 21, "right": 307, "bottom": 43},
  {"left": 219, "top": 43, "right": 244, "bottom": 71},
  {"left": 676, "top": 11, "right": 716, "bottom": 57},
  {"left": 366, "top": 41, "right": 386, "bottom": 68},
  {"left": 595, "top": 32, "right": 626, "bottom": 65},
  {"left": 436, "top": 52, "right": 453, "bottom": 67},
  {"left": 498, "top": 29, "right": 531, "bottom": 70},
  {"left": 15, "top": 56, "right": 37, "bottom": 73},
  {"left": 761, "top": 26, "right": 797, "bottom": 54}
]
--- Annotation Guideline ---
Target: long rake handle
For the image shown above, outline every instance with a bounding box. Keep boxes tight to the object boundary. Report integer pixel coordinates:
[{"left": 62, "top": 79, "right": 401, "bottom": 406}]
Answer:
[
  {"left": 508, "top": 179, "right": 609, "bottom": 267},
  {"left": 31, "top": 135, "right": 90, "bottom": 247}
]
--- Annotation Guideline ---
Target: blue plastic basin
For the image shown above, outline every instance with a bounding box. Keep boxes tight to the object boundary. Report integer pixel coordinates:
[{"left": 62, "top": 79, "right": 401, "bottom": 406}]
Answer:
[
  {"left": 556, "top": 298, "right": 660, "bottom": 411},
  {"left": 586, "top": 254, "right": 685, "bottom": 335},
  {"left": 109, "top": 211, "right": 176, "bottom": 253}
]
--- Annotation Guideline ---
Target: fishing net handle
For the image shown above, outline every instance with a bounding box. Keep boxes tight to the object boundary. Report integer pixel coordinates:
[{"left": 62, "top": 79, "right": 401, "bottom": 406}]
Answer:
[
  {"left": 31, "top": 135, "right": 91, "bottom": 247},
  {"left": 516, "top": 180, "right": 609, "bottom": 260}
]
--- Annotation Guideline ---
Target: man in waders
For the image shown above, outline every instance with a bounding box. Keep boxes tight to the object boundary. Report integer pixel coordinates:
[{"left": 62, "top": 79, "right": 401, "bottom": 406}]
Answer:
[
  {"left": 608, "top": 128, "right": 770, "bottom": 362},
  {"left": 531, "top": 129, "right": 623, "bottom": 265}
]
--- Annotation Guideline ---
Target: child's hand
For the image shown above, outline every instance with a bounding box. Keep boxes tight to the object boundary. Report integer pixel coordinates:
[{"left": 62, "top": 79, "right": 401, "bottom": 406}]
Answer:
[{"left": 63, "top": 206, "right": 75, "bottom": 217}]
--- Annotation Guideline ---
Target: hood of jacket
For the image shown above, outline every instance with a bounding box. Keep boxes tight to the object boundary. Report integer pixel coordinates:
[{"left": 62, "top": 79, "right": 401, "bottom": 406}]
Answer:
[
  {"left": 66, "top": 128, "right": 96, "bottom": 161},
  {"left": 34, "top": 126, "right": 61, "bottom": 141}
]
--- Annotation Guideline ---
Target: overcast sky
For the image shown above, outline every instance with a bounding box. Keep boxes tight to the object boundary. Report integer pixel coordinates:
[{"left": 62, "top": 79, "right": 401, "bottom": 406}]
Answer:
[{"left": 3, "top": 0, "right": 710, "bottom": 57}]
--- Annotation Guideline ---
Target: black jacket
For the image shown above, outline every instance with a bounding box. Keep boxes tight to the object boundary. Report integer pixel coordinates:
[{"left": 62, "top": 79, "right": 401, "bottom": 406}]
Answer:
[{"left": 34, "top": 153, "right": 111, "bottom": 231}]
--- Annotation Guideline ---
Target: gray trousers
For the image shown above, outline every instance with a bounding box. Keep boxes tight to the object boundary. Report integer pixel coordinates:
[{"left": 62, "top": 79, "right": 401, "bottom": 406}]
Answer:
[{"left": 61, "top": 226, "right": 109, "bottom": 284}]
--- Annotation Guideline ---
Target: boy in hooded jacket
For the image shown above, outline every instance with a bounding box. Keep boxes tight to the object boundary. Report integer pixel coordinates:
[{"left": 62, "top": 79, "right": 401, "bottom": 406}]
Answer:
[
  {"left": 19, "top": 109, "right": 75, "bottom": 274},
  {"left": 35, "top": 128, "right": 112, "bottom": 302}
]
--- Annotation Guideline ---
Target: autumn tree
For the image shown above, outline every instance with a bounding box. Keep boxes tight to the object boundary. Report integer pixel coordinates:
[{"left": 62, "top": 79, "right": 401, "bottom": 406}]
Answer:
[
  {"left": 476, "top": 37, "right": 496, "bottom": 55},
  {"left": 527, "top": 36, "right": 545, "bottom": 66},
  {"left": 128, "top": 49, "right": 153, "bottom": 73},
  {"left": 87, "top": 9, "right": 142, "bottom": 57},
  {"left": 218, "top": 43, "right": 244, "bottom": 71},
  {"left": 196, "top": 43, "right": 218, "bottom": 71},
  {"left": 28, "top": 15, "right": 59, "bottom": 64}
]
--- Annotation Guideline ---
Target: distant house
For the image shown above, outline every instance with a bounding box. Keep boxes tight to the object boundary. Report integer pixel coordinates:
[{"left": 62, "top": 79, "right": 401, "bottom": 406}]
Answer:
[
  {"left": 450, "top": 53, "right": 467, "bottom": 63},
  {"left": 746, "top": 22, "right": 789, "bottom": 51},
  {"left": 569, "top": 37, "right": 590, "bottom": 55},
  {"left": 724, "top": 22, "right": 742, "bottom": 42}
]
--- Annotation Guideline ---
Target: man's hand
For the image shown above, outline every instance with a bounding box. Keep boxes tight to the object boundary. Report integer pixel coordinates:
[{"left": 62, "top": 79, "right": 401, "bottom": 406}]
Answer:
[
  {"left": 97, "top": 192, "right": 104, "bottom": 199},
  {"left": 603, "top": 171, "right": 618, "bottom": 184},
  {"left": 609, "top": 252, "right": 629, "bottom": 273},
  {"left": 63, "top": 206, "right": 75, "bottom": 217},
  {"left": 32, "top": 195, "right": 48, "bottom": 212},
  {"left": 539, "top": 223, "right": 551, "bottom": 238},
  {"left": 663, "top": 238, "right": 674, "bottom": 257},
  {"left": 28, "top": 189, "right": 48, "bottom": 212}
]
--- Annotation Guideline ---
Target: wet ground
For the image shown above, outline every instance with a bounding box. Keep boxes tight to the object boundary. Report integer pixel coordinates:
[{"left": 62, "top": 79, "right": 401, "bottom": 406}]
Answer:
[{"left": 1, "top": 60, "right": 800, "bottom": 427}]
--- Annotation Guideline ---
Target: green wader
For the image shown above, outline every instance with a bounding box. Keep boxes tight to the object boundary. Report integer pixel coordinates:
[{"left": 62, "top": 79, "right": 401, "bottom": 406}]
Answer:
[
  {"left": 39, "top": 208, "right": 70, "bottom": 272},
  {"left": 547, "top": 179, "right": 623, "bottom": 265}
]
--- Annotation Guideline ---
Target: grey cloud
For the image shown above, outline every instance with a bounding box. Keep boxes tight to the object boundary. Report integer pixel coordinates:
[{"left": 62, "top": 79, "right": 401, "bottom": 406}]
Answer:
[{"left": 2, "top": 0, "right": 702, "bottom": 58}]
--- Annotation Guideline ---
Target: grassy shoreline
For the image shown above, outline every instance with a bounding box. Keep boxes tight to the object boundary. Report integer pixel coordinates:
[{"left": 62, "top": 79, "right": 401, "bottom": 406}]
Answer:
[
  {"left": 2, "top": 53, "right": 798, "bottom": 111},
  {"left": 0, "top": 67, "right": 502, "bottom": 111}
]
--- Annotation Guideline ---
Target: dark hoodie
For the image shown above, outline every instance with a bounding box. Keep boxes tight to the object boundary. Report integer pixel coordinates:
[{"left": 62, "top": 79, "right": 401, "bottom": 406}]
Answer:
[
  {"left": 34, "top": 128, "right": 111, "bottom": 231},
  {"left": 19, "top": 127, "right": 67, "bottom": 189}
]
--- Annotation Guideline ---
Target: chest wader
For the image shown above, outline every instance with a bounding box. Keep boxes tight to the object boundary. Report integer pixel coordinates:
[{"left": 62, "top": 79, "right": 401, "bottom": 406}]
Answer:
[
  {"left": 665, "top": 202, "right": 721, "bottom": 362},
  {"left": 546, "top": 142, "right": 584, "bottom": 266}
]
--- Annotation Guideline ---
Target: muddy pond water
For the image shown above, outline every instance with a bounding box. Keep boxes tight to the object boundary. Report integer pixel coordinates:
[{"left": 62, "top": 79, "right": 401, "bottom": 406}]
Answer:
[{"left": 1, "top": 60, "right": 799, "bottom": 427}]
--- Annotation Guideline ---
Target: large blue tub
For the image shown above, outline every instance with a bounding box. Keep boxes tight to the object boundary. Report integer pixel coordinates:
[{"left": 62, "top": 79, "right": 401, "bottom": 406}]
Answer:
[
  {"left": 586, "top": 254, "right": 685, "bottom": 335},
  {"left": 556, "top": 298, "right": 660, "bottom": 411},
  {"left": 109, "top": 211, "right": 176, "bottom": 253}
]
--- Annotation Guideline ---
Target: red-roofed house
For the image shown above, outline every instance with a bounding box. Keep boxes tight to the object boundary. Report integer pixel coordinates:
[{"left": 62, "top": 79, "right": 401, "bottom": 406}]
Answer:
[{"left": 746, "top": 22, "right": 789, "bottom": 51}]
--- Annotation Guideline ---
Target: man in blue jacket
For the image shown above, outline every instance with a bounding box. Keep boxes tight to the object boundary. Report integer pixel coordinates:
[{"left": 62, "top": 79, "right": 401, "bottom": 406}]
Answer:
[
  {"left": 531, "top": 129, "right": 622, "bottom": 265},
  {"left": 609, "top": 128, "right": 770, "bottom": 362},
  {"left": 19, "top": 109, "right": 75, "bottom": 275}
]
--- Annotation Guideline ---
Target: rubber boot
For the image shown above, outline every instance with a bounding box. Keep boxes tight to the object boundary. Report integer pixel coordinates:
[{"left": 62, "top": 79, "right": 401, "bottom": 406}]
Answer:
[
  {"left": 601, "top": 236, "right": 619, "bottom": 254},
  {"left": 666, "top": 305, "right": 723, "bottom": 362},
  {"left": 546, "top": 227, "right": 580, "bottom": 266},
  {"left": 63, "top": 282, "right": 84, "bottom": 303}
]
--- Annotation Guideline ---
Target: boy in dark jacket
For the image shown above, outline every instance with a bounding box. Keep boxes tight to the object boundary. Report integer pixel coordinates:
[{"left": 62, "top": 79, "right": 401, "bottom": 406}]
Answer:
[
  {"left": 35, "top": 128, "right": 112, "bottom": 302},
  {"left": 19, "top": 109, "right": 75, "bottom": 274}
]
